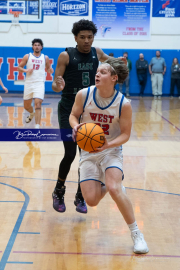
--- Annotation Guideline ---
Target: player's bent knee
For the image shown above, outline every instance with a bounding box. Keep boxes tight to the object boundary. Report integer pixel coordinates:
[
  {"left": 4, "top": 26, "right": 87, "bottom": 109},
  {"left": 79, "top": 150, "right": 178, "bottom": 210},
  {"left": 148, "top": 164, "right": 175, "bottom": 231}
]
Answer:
[
  {"left": 108, "top": 184, "right": 122, "bottom": 198},
  {"left": 86, "top": 199, "right": 99, "bottom": 207}
]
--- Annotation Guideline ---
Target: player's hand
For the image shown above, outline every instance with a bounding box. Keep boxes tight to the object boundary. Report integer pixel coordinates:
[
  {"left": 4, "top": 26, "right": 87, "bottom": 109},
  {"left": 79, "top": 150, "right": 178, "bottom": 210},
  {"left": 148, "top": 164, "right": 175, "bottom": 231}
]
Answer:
[
  {"left": 118, "top": 57, "right": 127, "bottom": 65},
  {"left": 56, "top": 76, "right": 65, "bottom": 91},
  {"left": 72, "top": 123, "right": 85, "bottom": 142},
  {"left": 26, "top": 69, "right": 33, "bottom": 74},
  {"left": 48, "top": 67, "right": 54, "bottom": 74},
  {"left": 0, "top": 96, "right": 2, "bottom": 105},
  {"left": 3, "top": 86, "right": 8, "bottom": 93},
  {"left": 90, "top": 137, "right": 109, "bottom": 153}
]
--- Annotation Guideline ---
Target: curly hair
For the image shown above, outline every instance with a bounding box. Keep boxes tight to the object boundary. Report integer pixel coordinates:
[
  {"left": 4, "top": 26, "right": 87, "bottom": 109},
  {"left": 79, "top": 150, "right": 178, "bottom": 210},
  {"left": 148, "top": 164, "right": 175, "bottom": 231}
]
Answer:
[
  {"left": 103, "top": 58, "right": 129, "bottom": 84},
  {"left": 72, "top": 19, "right": 98, "bottom": 36},
  {"left": 32, "top": 39, "right": 43, "bottom": 49}
]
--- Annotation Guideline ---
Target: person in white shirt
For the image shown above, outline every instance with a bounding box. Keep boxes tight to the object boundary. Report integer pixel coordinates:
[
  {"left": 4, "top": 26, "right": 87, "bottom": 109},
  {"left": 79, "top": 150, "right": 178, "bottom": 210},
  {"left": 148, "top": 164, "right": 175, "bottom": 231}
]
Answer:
[
  {"left": 69, "top": 58, "right": 149, "bottom": 254},
  {"left": 18, "top": 39, "right": 54, "bottom": 128},
  {"left": 0, "top": 77, "right": 8, "bottom": 106}
]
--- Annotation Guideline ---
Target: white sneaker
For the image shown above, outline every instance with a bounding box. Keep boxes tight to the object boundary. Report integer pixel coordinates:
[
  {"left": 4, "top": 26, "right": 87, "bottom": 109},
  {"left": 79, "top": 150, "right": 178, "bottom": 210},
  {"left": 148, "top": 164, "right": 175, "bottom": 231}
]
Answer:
[
  {"left": 26, "top": 113, "right": 34, "bottom": 123},
  {"left": 126, "top": 93, "right": 130, "bottom": 97},
  {"left": 158, "top": 95, "right": 161, "bottom": 99},
  {"left": 131, "top": 231, "right": 149, "bottom": 254},
  {"left": 154, "top": 95, "right": 157, "bottom": 100}
]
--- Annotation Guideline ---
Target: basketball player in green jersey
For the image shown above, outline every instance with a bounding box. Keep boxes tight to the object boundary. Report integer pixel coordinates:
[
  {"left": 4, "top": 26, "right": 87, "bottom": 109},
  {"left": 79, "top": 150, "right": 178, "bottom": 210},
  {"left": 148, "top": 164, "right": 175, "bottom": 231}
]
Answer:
[{"left": 52, "top": 19, "right": 117, "bottom": 214}]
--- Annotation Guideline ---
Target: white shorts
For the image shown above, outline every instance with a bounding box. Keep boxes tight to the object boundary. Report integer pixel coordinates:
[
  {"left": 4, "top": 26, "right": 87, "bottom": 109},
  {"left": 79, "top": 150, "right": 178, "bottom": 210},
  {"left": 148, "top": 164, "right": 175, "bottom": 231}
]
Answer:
[
  {"left": 24, "top": 82, "right": 45, "bottom": 100},
  {"left": 79, "top": 147, "right": 123, "bottom": 185}
]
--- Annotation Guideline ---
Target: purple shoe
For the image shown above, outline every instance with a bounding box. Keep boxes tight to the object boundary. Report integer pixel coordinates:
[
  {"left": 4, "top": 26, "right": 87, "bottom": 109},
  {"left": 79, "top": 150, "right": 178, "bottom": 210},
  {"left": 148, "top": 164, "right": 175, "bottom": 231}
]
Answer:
[
  {"left": 74, "top": 195, "right": 87, "bottom": 214},
  {"left": 52, "top": 186, "right": 66, "bottom": 213}
]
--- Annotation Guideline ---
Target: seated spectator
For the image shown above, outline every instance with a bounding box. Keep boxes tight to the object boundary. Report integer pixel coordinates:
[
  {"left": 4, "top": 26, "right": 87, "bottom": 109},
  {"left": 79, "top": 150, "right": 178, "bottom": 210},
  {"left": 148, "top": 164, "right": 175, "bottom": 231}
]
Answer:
[
  {"left": 170, "top": 58, "right": 180, "bottom": 99},
  {"left": 136, "top": 53, "right": 148, "bottom": 98}
]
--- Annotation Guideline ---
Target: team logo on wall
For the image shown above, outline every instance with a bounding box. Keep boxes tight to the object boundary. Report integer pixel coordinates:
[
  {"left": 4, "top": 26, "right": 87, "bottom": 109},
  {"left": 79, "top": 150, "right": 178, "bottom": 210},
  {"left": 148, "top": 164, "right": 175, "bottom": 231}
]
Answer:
[
  {"left": 59, "top": 0, "right": 89, "bottom": 16},
  {"left": 100, "top": 25, "right": 111, "bottom": 37}
]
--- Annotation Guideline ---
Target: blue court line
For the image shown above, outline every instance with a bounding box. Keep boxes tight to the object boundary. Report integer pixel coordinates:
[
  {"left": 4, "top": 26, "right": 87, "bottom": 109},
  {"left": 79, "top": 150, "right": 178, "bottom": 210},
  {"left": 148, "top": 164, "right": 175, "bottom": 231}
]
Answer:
[
  {"left": 18, "top": 232, "right": 40, "bottom": 234},
  {"left": 126, "top": 187, "right": 180, "bottom": 197},
  {"left": 7, "top": 262, "right": 33, "bottom": 264},
  {"left": 26, "top": 210, "right": 46, "bottom": 212},
  {"left": 0, "top": 182, "right": 30, "bottom": 270},
  {"left": 0, "top": 175, "right": 180, "bottom": 197}
]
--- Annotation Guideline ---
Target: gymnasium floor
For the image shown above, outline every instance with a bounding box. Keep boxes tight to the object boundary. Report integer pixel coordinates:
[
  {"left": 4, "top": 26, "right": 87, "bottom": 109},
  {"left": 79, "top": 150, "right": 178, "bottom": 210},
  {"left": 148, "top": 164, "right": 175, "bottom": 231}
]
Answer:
[{"left": 0, "top": 96, "right": 180, "bottom": 270}]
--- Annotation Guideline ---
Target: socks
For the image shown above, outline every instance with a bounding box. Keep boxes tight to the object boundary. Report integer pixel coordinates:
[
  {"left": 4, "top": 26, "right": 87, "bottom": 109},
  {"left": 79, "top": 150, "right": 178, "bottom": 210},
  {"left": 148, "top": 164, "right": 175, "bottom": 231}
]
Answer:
[
  {"left": 35, "top": 124, "right": 40, "bottom": 129},
  {"left": 56, "top": 177, "right": 65, "bottom": 190},
  {"left": 128, "top": 221, "right": 140, "bottom": 236},
  {"left": 30, "top": 112, "right": 34, "bottom": 117}
]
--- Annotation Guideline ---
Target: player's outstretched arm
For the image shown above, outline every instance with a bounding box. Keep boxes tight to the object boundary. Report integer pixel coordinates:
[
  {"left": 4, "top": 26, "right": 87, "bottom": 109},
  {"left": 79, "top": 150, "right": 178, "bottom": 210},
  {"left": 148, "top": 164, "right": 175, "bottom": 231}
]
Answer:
[
  {"left": 52, "top": 51, "right": 68, "bottom": 93},
  {"left": 96, "top": 47, "right": 109, "bottom": 62},
  {"left": 45, "top": 56, "right": 54, "bottom": 74},
  {"left": 18, "top": 54, "right": 33, "bottom": 74},
  {"left": 0, "top": 78, "right": 8, "bottom": 93},
  {"left": 96, "top": 48, "right": 127, "bottom": 65},
  {"left": 69, "top": 91, "right": 84, "bottom": 142}
]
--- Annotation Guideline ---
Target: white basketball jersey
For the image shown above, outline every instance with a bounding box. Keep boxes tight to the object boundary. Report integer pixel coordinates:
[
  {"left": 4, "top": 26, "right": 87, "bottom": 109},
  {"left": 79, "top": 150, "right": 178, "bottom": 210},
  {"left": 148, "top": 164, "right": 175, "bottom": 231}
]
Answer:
[
  {"left": 26, "top": 53, "right": 46, "bottom": 82},
  {"left": 81, "top": 86, "right": 127, "bottom": 145}
]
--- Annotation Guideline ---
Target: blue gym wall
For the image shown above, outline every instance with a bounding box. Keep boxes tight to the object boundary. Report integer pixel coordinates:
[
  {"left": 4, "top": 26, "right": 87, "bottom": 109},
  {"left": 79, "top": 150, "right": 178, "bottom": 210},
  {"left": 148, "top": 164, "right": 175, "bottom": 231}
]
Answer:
[{"left": 1, "top": 46, "right": 180, "bottom": 96}]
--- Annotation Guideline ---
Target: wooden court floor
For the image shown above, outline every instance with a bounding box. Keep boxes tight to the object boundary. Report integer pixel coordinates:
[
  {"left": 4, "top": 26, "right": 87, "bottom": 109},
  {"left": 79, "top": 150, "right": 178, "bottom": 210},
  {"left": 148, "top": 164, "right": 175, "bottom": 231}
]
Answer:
[{"left": 0, "top": 96, "right": 180, "bottom": 270}]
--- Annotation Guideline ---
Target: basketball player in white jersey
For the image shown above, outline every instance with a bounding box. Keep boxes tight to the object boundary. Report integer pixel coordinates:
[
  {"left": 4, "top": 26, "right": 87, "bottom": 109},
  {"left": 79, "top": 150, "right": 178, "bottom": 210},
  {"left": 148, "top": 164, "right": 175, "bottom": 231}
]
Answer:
[
  {"left": 69, "top": 58, "right": 149, "bottom": 254},
  {"left": 18, "top": 39, "right": 54, "bottom": 128},
  {"left": 0, "top": 79, "right": 8, "bottom": 105}
]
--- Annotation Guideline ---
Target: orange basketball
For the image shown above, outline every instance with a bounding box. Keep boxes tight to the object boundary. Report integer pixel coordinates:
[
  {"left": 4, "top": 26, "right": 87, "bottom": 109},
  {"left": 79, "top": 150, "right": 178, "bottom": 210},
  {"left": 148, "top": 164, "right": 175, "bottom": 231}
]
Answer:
[{"left": 76, "top": 123, "right": 105, "bottom": 152}]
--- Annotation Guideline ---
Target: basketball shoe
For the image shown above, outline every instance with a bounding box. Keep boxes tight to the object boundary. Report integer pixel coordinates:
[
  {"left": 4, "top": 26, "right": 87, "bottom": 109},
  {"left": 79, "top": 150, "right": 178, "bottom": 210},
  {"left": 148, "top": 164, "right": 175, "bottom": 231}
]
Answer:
[
  {"left": 52, "top": 186, "right": 66, "bottom": 212},
  {"left": 26, "top": 112, "right": 34, "bottom": 123},
  {"left": 131, "top": 231, "right": 149, "bottom": 254},
  {"left": 74, "top": 193, "right": 87, "bottom": 214}
]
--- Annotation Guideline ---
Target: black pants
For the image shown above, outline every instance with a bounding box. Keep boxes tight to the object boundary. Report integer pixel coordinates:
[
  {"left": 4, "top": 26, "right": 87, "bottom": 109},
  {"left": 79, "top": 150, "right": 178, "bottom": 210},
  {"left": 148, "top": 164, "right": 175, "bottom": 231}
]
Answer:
[
  {"left": 170, "top": 78, "right": 180, "bottom": 96},
  {"left": 137, "top": 73, "right": 147, "bottom": 95},
  {"left": 58, "top": 140, "right": 79, "bottom": 180}
]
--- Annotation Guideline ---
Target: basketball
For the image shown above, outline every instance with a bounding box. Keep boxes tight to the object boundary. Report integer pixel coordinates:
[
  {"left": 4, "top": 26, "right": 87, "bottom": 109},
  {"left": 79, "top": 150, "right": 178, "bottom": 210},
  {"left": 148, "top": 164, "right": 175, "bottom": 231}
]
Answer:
[{"left": 76, "top": 123, "right": 105, "bottom": 152}]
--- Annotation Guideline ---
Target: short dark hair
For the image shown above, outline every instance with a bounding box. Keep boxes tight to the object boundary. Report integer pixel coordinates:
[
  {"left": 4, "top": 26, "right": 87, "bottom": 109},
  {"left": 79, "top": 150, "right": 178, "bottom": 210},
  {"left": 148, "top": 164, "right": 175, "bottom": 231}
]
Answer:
[
  {"left": 109, "top": 53, "right": 114, "bottom": 57},
  {"left": 32, "top": 39, "right": 43, "bottom": 49},
  {"left": 72, "top": 19, "right": 98, "bottom": 36},
  {"left": 123, "top": 52, "right": 128, "bottom": 56}
]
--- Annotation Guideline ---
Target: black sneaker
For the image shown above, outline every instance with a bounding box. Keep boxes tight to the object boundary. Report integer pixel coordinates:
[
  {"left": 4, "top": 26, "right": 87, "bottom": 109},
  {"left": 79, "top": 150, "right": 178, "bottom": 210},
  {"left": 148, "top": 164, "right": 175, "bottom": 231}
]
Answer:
[
  {"left": 52, "top": 186, "right": 66, "bottom": 212},
  {"left": 74, "top": 194, "right": 87, "bottom": 214}
]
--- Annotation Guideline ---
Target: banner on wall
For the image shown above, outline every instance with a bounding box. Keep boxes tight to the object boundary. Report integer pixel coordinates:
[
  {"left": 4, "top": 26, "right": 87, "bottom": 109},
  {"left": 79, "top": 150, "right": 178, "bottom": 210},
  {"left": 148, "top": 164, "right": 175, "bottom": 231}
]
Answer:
[
  {"left": 92, "top": 0, "right": 151, "bottom": 40},
  {"left": 152, "top": 0, "right": 180, "bottom": 17},
  {"left": 29, "top": 0, "right": 58, "bottom": 16},
  {"left": 0, "top": 0, "right": 58, "bottom": 16},
  {"left": 59, "top": 0, "right": 89, "bottom": 16}
]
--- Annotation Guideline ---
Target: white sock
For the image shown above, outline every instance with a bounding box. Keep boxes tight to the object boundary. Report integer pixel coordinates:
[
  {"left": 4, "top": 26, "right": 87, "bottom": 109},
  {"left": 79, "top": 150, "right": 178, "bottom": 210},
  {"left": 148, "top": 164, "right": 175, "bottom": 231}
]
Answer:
[
  {"left": 128, "top": 221, "right": 140, "bottom": 236},
  {"left": 35, "top": 124, "right": 40, "bottom": 129},
  {"left": 30, "top": 112, "right": 34, "bottom": 118}
]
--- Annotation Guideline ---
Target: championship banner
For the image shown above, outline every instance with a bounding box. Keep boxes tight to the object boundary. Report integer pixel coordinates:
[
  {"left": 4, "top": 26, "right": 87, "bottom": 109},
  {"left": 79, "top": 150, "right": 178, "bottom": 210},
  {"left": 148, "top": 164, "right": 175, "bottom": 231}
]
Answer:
[
  {"left": 92, "top": 0, "right": 151, "bottom": 40},
  {"left": 152, "top": 0, "right": 180, "bottom": 17}
]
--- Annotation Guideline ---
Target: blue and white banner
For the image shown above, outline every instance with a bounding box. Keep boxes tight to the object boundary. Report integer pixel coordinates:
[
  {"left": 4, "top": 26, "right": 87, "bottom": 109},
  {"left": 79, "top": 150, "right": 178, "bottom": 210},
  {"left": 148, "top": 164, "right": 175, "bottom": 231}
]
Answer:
[
  {"left": 92, "top": 0, "right": 151, "bottom": 40},
  {"left": 0, "top": 129, "right": 73, "bottom": 141},
  {"left": 152, "top": 0, "right": 180, "bottom": 17},
  {"left": 59, "top": 0, "right": 89, "bottom": 16},
  {"left": 29, "top": 0, "right": 58, "bottom": 16}
]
